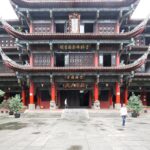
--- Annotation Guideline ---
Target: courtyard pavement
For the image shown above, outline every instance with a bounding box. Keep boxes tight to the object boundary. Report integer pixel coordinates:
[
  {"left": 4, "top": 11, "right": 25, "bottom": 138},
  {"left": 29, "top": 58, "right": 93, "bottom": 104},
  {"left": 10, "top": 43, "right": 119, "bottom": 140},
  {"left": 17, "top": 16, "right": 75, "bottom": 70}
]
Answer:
[{"left": 0, "top": 109, "right": 150, "bottom": 150}]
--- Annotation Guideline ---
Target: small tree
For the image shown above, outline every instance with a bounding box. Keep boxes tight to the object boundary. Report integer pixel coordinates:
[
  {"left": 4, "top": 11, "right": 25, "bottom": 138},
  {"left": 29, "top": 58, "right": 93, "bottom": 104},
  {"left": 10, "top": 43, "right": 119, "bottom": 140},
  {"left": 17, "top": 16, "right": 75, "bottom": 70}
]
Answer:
[
  {"left": 0, "top": 90, "right": 5, "bottom": 97},
  {"left": 9, "top": 94, "right": 23, "bottom": 114},
  {"left": 127, "top": 92, "right": 143, "bottom": 115}
]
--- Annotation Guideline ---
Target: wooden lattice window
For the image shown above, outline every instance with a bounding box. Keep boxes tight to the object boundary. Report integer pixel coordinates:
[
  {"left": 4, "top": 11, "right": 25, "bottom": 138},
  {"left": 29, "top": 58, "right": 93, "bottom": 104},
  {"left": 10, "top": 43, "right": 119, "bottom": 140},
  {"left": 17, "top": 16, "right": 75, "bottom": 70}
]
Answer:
[
  {"left": 33, "top": 54, "right": 51, "bottom": 66},
  {"left": 98, "top": 23, "right": 115, "bottom": 33},
  {"left": 33, "top": 22, "right": 51, "bottom": 33},
  {"left": 0, "top": 37, "right": 15, "bottom": 47},
  {"left": 69, "top": 53, "right": 94, "bottom": 67}
]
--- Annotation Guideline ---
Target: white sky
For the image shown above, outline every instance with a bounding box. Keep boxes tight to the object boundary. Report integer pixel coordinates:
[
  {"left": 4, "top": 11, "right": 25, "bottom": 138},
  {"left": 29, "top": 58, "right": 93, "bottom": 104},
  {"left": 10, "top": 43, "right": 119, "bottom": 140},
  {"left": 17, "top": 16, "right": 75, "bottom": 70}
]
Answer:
[{"left": 0, "top": 0, "right": 149, "bottom": 20}]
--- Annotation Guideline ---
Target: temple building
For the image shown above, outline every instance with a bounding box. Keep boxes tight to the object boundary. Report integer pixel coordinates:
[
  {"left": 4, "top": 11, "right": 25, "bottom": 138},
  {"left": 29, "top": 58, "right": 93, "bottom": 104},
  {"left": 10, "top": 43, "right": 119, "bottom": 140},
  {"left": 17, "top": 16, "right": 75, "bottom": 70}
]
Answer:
[{"left": 0, "top": 0, "right": 150, "bottom": 110}]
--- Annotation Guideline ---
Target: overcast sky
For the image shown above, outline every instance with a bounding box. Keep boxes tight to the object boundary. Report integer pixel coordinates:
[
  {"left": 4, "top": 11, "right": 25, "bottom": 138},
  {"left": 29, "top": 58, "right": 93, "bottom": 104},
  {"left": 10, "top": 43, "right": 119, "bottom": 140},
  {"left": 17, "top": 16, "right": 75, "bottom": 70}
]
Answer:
[{"left": 0, "top": 0, "right": 149, "bottom": 20}]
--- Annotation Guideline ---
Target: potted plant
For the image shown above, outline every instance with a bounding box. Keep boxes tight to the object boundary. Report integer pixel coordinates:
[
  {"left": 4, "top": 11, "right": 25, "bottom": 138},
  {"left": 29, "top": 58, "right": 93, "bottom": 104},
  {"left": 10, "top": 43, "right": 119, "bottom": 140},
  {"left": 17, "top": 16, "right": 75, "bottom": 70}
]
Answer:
[
  {"left": 0, "top": 100, "right": 9, "bottom": 113},
  {"left": 9, "top": 94, "right": 23, "bottom": 118},
  {"left": 127, "top": 92, "right": 143, "bottom": 117}
]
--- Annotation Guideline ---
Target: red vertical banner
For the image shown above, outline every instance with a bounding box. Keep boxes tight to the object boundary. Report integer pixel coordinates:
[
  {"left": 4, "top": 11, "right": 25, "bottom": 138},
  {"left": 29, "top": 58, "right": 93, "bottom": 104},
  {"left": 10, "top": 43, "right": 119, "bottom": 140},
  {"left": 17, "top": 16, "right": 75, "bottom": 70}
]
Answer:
[
  {"left": 116, "top": 82, "right": 120, "bottom": 104},
  {"left": 29, "top": 80, "right": 34, "bottom": 104}
]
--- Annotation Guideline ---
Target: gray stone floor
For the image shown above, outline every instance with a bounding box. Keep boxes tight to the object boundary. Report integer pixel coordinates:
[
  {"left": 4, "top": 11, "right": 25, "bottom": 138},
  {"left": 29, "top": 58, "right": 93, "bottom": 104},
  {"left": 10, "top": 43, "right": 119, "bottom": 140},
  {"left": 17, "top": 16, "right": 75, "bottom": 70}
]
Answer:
[{"left": 0, "top": 109, "right": 150, "bottom": 150}]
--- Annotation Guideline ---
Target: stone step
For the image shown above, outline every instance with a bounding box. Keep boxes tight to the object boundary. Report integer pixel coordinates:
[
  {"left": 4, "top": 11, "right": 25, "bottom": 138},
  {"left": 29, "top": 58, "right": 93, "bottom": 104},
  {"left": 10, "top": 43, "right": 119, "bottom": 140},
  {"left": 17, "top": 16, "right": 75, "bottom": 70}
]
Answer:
[{"left": 21, "top": 109, "right": 120, "bottom": 118}]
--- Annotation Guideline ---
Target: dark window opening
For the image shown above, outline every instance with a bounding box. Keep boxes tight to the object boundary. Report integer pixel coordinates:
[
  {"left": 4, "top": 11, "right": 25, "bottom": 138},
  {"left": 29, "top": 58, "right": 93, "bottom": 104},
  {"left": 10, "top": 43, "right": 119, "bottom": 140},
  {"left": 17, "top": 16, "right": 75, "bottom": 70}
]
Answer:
[
  {"left": 55, "top": 53, "right": 65, "bottom": 67},
  {"left": 84, "top": 23, "right": 93, "bottom": 33},
  {"left": 56, "top": 24, "right": 65, "bottom": 33},
  {"left": 103, "top": 54, "right": 111, "bottom": 66}
]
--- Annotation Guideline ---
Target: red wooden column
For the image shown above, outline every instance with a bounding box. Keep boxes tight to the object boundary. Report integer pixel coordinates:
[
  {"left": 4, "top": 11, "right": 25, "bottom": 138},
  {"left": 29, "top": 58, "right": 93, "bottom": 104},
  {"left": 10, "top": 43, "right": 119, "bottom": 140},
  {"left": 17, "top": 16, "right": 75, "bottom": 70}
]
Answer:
[
  {"left": 109, "top": 90, "right": 113, "bottom": 108},
  {"left": 50, "top": 83, "right": 56, "bottom": 109},
  {"left": 115, "top": 82, "right": 121, "bottom": 109},
  {"left": 29, "top": 80, "right": 35, "bottom": 110},
  {"left": 124, "top": 87, "right": 128, "bottom": 105},
  {"left": 51, "top": 83, "right": 56, "bottom": 101},
  {"left": 115, "top": 21, "right": 120, "bottom": 33},
  {"left": 51, "top": 53, "right": 54, "bottom": 67},
  {"left": 30, "top": 54, "right": 33, "bottom": 66},
  {"left": 93, "top": 83, "right": 100, "bottom": 109},
  {"left": 29, "top": 22, "right": 33, "bottom": 33},
  {"left": 94, "top": 52, "right": 99, "bottom": 67},
  {"left": 94, "top": 83, "right": 99, "bottom": 101},
  {"left": 21, "top": 88, "right": 26, "bottom": 106}
]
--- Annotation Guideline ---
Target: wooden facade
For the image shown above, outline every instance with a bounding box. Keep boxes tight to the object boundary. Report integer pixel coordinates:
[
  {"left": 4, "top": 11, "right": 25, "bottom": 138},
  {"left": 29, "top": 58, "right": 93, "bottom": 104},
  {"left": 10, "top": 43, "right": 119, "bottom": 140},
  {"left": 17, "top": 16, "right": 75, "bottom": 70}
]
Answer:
[{"left": 0, "top": 0, "right": 150, "bottom": 109}]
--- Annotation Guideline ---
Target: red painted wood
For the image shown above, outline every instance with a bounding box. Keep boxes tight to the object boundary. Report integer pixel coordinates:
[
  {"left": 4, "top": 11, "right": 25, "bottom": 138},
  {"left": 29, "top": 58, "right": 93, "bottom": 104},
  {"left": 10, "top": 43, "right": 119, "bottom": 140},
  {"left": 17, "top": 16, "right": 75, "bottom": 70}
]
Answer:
[
  {"left": 22, "top": 89, "right": 26, "bottom": 106},
  {"left": 109, "top": 91, "right": 113, "bottom": 106},
  {"left": 100, "top": 101, "right": 110, "bottom": 109},
  {"left": 116, "top": 82, "right": 120, "bottom": 104},
  {"left": 94, "top": 83, "right": 99, "bottom": 101},
  {"left": 94, "top": 53, "right": 98, "bottom": 67},
  {"left": 124, "top": 87, "right": 128, "bottom": 104},
  {"left": 51, "top": 83, "right": 56, "bottom": 101},
  {"left": 29, "top": 80, "right": 34, "bottom": 104}
]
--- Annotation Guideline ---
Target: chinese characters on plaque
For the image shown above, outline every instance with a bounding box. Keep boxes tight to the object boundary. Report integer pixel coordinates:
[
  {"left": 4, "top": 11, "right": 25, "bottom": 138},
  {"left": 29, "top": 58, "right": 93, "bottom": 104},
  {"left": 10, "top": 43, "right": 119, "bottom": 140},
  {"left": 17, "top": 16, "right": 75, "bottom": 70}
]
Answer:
[
  {"left": 63, "top": 75, "right": 86, "bottom": 89},
  {"left": 63, "top": 83, "right": 86, "bottom": 89},
  {"left": 65, "top": 75, "right": 84, "bottom": 80},
  {"left": 59, "top": 44, "right": 90, "bottom": 50}
]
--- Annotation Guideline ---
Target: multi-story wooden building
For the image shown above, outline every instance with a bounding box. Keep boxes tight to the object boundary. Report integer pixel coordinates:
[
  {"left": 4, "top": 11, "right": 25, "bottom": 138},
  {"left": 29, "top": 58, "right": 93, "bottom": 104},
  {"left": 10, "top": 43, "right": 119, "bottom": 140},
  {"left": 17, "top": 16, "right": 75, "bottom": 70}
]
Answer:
[{"left": 0, "top": 0, "right": 150, "bottom": 109}]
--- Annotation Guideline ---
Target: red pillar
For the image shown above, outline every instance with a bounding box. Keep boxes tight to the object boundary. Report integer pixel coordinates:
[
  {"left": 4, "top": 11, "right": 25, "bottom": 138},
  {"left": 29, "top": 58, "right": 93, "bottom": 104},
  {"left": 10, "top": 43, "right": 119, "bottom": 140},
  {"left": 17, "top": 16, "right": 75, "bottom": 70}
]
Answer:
[
  {"left": 94, "top": 52, "right": 98, "bottom": 67},
  {"left": 51, "top": 54, "right": 54, "bottom": 67},
  {"left": 51, "top": 83, "right": 56, "bottom": 101},
  {"left": 30, "top": 53, "right": 33, "bottom": 66},
  {"left": 29, "top": 80, "right": 34, "bottom": 104},
  {"left": 30, "top": 23, "right": 33, "bottom": 33},
  {"left": 124, "top": 87, "right": 128, "bottom": 105},
  {"left": 22, "top": 88, "right": 26, "bottom": 106},
  {"left": 116, "top": 82, "right": 120, "bottom": 104},
  {"left": 116, "top": 52, "right": 120, "bottom": 66},
  {"left": 115, "top": 21, "right": 120, "bottom": 33},
  {"left": 109, "top": 90, "right": 113, "bottom": 106},
  {"left": 94, "top": 83, "right": 99, "bottom": 101}
]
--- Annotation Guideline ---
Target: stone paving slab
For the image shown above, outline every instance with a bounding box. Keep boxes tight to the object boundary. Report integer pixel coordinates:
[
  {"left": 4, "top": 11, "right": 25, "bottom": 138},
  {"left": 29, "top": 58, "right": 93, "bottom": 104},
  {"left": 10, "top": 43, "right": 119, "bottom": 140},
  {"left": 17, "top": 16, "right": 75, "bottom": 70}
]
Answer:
[{"left": 0, "top": 110, "right": 150, "bottom": 150}]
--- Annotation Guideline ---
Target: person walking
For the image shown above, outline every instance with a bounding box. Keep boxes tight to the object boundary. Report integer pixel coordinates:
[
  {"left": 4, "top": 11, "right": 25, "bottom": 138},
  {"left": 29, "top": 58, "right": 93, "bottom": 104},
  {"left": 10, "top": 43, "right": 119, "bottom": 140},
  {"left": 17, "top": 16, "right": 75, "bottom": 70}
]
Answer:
[
  {"left": 64, "top": 98, "right": 68, "bottom": 109},
  {"left": 120, "top": 104, "right": 128, "bottom": 126}
]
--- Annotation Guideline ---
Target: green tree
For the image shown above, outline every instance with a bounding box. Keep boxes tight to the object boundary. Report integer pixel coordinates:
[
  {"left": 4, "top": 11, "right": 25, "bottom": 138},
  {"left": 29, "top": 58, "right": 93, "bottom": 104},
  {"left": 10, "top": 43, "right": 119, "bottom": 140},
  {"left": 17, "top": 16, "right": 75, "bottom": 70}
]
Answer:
[
  {"left": 127, "top": 92, "right": 143, "bottom": 114},
  {"left": 0, "top": 89, "right": 5, "bottom": 97}
]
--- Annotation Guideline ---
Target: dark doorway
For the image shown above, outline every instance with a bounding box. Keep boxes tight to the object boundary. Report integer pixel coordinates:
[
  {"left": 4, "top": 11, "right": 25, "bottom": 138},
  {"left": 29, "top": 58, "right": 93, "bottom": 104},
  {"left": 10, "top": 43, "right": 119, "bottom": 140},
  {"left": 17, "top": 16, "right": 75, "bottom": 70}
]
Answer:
[
  {"left": 55, "top": 53, "right": 65, "bottom": 67},
  {"left": 56, "top": 23, "right": 65, "bottom": 33},
  {"left": 59, "top": 90, "right": 90, "bottom": 108},
  {"left": 103, "top": 54, "right": 111, "bottom": 66}
]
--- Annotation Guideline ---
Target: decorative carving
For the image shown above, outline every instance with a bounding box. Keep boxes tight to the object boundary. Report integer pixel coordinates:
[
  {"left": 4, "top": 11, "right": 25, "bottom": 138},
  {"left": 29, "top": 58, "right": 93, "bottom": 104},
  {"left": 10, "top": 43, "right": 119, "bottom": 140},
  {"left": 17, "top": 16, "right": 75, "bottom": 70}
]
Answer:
[{"left": 69, "top": 13, "right": 80, "bottom": 33}]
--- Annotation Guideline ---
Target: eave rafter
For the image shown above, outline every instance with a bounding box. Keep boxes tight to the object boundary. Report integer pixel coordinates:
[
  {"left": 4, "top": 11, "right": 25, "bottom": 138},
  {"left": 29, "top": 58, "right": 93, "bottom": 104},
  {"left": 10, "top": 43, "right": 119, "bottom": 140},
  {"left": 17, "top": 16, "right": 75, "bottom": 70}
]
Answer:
[
  {"left": 0, "top": 14, "right": 149, "bottom": 41},
  {"left": 10, "top": 0, "right": 139, "bottom": 9},
  {"left": 0, "top": 46, "right": 149, "bottom": 73}
]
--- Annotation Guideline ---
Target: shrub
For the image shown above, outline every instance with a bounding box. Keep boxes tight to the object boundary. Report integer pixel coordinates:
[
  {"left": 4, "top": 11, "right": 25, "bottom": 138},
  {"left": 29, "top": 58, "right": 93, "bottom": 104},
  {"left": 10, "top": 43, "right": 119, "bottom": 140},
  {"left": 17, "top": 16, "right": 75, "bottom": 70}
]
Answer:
[
  {"left": 127, "top": 92, "right": 143, "bottom": 114},
  {"left": 9, "top": 94, "right": 23, "bottom": 113}
]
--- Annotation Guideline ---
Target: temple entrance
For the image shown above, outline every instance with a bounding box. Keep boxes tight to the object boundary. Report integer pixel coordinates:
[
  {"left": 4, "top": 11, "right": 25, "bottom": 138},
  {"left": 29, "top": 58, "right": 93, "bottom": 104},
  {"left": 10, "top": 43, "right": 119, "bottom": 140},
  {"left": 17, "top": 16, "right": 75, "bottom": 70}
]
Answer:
[{"left": 59, "top": 90, "right": 90, "bottom": 108}]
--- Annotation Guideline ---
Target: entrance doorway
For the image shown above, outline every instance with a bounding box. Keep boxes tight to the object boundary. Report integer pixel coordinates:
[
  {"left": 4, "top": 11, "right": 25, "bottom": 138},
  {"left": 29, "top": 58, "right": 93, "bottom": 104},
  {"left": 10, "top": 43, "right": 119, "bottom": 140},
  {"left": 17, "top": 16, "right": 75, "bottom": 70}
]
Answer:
[{"left": 59, "top": 90, "right": 90, "bottom": 108}]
